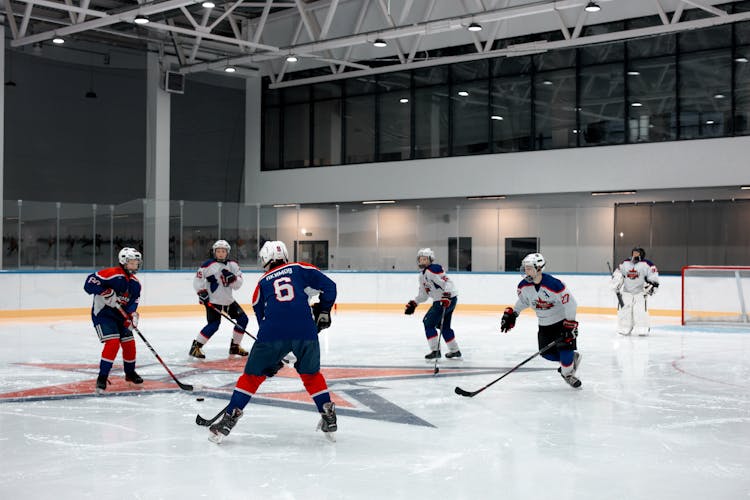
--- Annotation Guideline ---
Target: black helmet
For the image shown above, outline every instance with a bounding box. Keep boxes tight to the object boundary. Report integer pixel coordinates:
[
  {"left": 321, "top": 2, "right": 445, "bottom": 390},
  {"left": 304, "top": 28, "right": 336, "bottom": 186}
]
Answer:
[{"left": 631, "top": 247, "right": 646, "bottom": 262}]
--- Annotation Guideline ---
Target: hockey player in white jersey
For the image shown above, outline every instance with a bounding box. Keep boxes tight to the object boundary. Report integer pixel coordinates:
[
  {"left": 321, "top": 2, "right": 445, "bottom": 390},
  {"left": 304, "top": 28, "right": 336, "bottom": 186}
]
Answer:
[
  {"left": 189, "top": 240, "right": 249, "bottom": 358},
  {"left": 500, "top": 253, "right": 582, "bottom": 388},
  {"left": 404, "top": 248, "right": 461, "bottom": 360},
  {"left": 610, "top": 247, "right": 659, "bottom": 336}
]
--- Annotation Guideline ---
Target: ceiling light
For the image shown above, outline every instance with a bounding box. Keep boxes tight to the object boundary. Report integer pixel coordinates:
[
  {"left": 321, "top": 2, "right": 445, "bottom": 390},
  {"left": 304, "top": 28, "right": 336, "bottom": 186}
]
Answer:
[
  {"left": 591, "top": 190, "right": 637, "bottom": 196},
  {"left": 584, "top": 1, "right": 601, "bottom": 13},
  {"left": 627, "top": 70, "right": 640, "bottom": 76},
  {"left": 373, "top": 38, "right": 387, "bottom": 48},
  {"left": 490, "top": 115, "right": 503, "bottom": 121},
  {"left": 457, "top": 90, "right": 469, "bottom": 97},
  {"left": 272, "top": 203, "right": 298, "bottom": 208},
  {"left": 286, "top": 55, "right": 298, "bottom": 62},
  {"left": 362, "top": 200, "right": 396, "bottom": 205},
  {"left": 466, "top": 195, "right": 506, "bottom": 200},
  {"left": 542, "top": 80, "right": 553, "bottom": 85},
  {"left": 467, "top": 22, "right": 482, "bottom": 32},
  {"left": 713, "top": 93, "right": 725, "bottom": 99},
  {"left": 631, "top": 102, "right": 643, "bottom": 107},
  {"left": 133, "top": 15, "right": 150, "bottom": 24},
  {"left": 740, "top": 186, "right": 750, "bottom": 190},
  {"left": 399, "top": 98, "right": 409, "bottom": 103},
  {"left": 705, "top": 120, "right": 715, "bottom": 125},
  {"left": 52, "top": 37, "right": 65, "bottom": 44},
  {"left": 224, "top": 66, "right": 236, "bottom": 73},
  {"left": 735, "top": 56, "right": 748, "bottom": 63},
  {"left": 202, "top": 1, "right": 215, "bottom": 7}
]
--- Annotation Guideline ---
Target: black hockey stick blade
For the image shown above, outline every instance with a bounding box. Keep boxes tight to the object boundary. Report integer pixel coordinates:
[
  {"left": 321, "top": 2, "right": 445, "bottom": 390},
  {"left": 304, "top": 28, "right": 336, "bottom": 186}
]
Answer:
[
  {"left": 196, "top": 405, "right": 229, "bottom": 426},
  {"left": 454, "top": 386, "right": 479, "bottom": 397}
]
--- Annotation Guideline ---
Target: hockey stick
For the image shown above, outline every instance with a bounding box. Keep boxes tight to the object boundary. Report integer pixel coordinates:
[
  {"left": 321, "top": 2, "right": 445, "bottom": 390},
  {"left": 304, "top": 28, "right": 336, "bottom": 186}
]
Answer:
[
  {"left": 116, "top": 306, "right": 194, "bottom": 391},
  {"left": 196, "top": 404, "right": 229, "bottom": 426},
  {"left": 454, "top": 340, "right": 558, "bottom": 397},
  {"left": 606, "top": 261, "right": 625, "bottom": 309}
]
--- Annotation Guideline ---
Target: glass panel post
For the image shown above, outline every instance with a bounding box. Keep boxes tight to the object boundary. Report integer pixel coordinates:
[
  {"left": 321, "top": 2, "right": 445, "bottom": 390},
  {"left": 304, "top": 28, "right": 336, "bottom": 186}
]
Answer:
[
  {"left": 56, "top": 202, "right": 61, "bottom": 269},
  {"left": 17, "top": 200, "right": 22, "bottom": 269},
  {"left": 92, "top": 204, "right": 97, "bottom": 268}
]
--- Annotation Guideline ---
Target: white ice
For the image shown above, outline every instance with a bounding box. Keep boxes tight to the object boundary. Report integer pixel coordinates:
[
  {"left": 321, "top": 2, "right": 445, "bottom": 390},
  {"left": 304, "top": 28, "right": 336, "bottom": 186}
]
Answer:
[{"left": 0, "top": 311, "right": 749, "bottom": 500}]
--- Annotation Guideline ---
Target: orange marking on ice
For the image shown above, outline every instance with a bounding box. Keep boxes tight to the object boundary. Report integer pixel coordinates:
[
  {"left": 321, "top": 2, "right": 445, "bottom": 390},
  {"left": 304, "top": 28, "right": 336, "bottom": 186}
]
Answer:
[
  {"left": 0, "top": 378, "right": 177, "bottom": 399},
  {"left": 194, "top": 358, "right": 248, "bottom": 370},
  {"left": 259, "top": 391, "right": 354, "bottom": 408},
  {"left": 16, "top": 362, "right": 101, "bottom": 370}
]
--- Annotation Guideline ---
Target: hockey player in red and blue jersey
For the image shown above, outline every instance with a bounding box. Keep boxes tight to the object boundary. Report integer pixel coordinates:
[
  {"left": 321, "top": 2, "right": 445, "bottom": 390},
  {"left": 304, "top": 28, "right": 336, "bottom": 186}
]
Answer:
[
  {"left": 404, "top": 248, "right": 462, "bottom": 360},
  {"left": 500, "top": 253, "right": 582, "bottom": 389},
  {"left": 83, "top": 247, "right": 143, "bottom": 393},
  {"left": 208, "top": 240, "right": 338, "bottom": 443}
]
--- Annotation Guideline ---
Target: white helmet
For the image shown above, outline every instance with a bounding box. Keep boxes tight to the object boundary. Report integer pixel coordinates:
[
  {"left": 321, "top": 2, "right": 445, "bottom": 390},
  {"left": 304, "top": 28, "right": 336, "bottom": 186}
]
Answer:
[
  {"left": 521, "top": 252, "right": 545, "bottom": 281},
  {"left": 118, "top": 247, "right": 142, "bottom": 273},
  {"left": 417, "top": 248, "right": 435, "bottom": 269},
  {"left": 212, "top": 239, "right": 231, "bottom": 253},
  {"left": 259, "top": 241, "right": 289, "bottom": 268}
]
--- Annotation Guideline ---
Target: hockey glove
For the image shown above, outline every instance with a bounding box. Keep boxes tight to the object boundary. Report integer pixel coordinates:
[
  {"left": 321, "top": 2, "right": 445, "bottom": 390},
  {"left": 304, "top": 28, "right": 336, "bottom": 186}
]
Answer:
[
  {"left": 220, "top": 269, "right": 237, "bottom": 286},
  {"left": 404, "top": 300, "right": 418, "bottom": 315},
  {"left": 558, "top": 319, "right": 579, "bottom": 345},
  {"left": 101, "top": 289, "right": 120, "bottom": 308},
  {"left": 500, "top": 307, "right": 518, "bottom": 333},
  {"left": 312, "top": 303, "right": 332, "bottom": 332},
  {"left": 123, "top": 312, "right": 139, "bottom": 330},
  {"left": 439, "top": 292, "right": 452, "bottom": 309},
  {"left": 644, "top": 281, "right": 658, "bottom": 296},
  {"left": 197, "top": 289, "right": 210, "bottom": 305}
]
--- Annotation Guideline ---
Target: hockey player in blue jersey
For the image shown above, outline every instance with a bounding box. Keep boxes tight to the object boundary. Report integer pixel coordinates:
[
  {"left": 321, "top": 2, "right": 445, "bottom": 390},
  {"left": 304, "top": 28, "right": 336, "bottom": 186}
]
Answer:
[
  {"left": 209, "top": 240, "right": 338, "bottom": 443},
  {"left": 83, "top": 247, "right": 143, "bottom": 393},
  {"left": 500, "top": 253, "right": 582, "bottom": 388},
  {"left": 404, "top": 248, "right": 462, "bottom": 360},
  {"left": 189, "top": 240, "right": 249, "bottom": 359}
]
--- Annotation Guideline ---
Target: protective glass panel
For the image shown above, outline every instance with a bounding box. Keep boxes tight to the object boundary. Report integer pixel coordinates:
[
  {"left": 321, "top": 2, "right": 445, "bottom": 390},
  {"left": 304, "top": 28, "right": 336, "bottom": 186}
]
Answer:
[
  {"left": 337, "top": 206, "right": 378, "bottom": 270},
  {"left": 94, "top": 204, "right": 114, "bottom": 269},
  {"left": 3, "top": 201, "right": 20, "bottom": 269},
  {"left": 344, "top": 94, "right": 376, "bottom": 164},
  {"left": 734, "top": 46, "right": 750, "bottom": 136},
  {"left": 59, "top": 203, "right": 95, "bottom": 268},
  {"left": 377, "top": 205, "right": 419, "bottom": 271},
  {"left": 378, "top": 91, "right": 411, "bottom": 161},
  {"left": 452, "top": 80, "right": 489, "bottom": 156},
  {"left": 263, "top": 107, "right": 281, "bottom": 171},
  {"left": 491, "top": 73, "right": 532, "bottom": 153},
  {"left": 679, "top": 49, "right": 732, "bottom": 139},
  {"left": 19, "top": 201, "right": 58, "bottom": 269},
  {"left": 180, "top": 201, "right": 218, "bottom": 270},
  {"left": 459, "top": 208, "right": 499, "bottom": 272},
  {"left": 283, "top": 102, "right": 310, "bottom": 168},
  {"left": 313, "top": 100, "right": 342, "bottom": 166},
  {"left": 627, "top": 56, "right": 676, "bottom": 142}
]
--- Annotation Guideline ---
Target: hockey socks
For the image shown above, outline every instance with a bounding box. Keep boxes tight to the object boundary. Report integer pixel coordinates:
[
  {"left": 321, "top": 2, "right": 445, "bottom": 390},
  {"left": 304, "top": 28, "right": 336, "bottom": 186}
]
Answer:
[
  {"left": 299, "top": 372, "right": 331, "bottom": 413},
  {"left": 121, "top": 338, "right": 137, "bottom": 375},
  {"left": 99, "top": 339, "right": 120, "bottom": 377},
  {"left": 227, "top": 373, "right": 266, "bottom": 412}
]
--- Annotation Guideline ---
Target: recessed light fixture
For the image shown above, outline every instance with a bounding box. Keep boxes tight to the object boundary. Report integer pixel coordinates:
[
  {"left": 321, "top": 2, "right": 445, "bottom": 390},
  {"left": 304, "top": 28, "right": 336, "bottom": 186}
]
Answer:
[
  {"left": 631, "top": 102, "right": 643, "bottom": 107},
  {"left": 457, "top": 90, "right": 469, "bottom": 96},
  {"left": 584, "top": 1, "right": 601, "bottom": 13},
  {"left": 467, "top": 22, "right": 482, "bottom": 32},
  {"left": 52, "top": 37, "right": 65, "bottom": 44},
  {"left": 542, "top": 80, "right": 553, "bottom": 85},
  {"left": 713, "top": 93, "right": 725, "bottom": 99},
  {"left": 224, "top": 66, "right": 236, "bottom": 73},
  {"left": 490, "top": 115, "right": 503, "bottom": 121},
  {"left": 706, "top": 120, "right": 715, "bottom": 125},
  {"left": 399, "top": 98, "right": 409, "bottom": 103},
  {"left": 202, "top": 1, "right": 215, "bottom": 8},
  {"left": 740, "top": 186, "right": 750, "bottom": 190},
  {"left": 362, "top": 200, "right": 396, "bottom": 205},
  {"left": 591, "top": 190, "right": 637, "bottom": 196},
  {"left": 286, "top": 55, "right": 298, "bottom": 62},
  {"left": 272, "top": 203, "right": 298, "bottom": 208},
  {"left": 627, "top": 70, "right": 640, "bottom": 76},
  {"left": 572, "top": 129, "right": 579, "bottom": 134},
  {"left": 373, "top": 38, "right": 387, "bottom": 48},
  {"left": 133, "top": 14, "right": 150, "bottom": 25},
  {"left": 466, "top": 195, "right": 506, "bottom": 200},
  {"left": 735, "top": 56, "right": 749, "bottom": 63}
]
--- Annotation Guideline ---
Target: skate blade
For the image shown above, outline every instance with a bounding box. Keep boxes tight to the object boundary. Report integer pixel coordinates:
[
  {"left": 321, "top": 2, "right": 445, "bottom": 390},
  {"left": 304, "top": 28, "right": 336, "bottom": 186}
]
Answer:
[
  {"left": 321, "top": 431, "right": 336, "bottom": 443},
  {"left": 95, "top": 388, "right": 106, "bottom": 395},
  {"left": 208, "top": 431, "right": 224, "bottom": 444}
]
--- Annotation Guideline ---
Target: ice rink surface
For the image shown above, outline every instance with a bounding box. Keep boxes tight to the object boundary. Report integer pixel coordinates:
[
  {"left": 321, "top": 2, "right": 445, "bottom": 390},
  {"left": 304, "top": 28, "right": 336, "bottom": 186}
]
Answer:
[{"left": 1, "top": 310, "right": 748, "bottom": 500}]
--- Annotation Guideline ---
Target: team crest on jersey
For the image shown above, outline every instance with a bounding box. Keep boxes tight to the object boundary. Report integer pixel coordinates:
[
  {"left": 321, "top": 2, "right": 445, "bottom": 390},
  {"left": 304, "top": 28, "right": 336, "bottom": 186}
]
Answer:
[
  {"left": 533, "top": 299, "right": 554, "bottom": 310},
  {"left": 0, "top": 361, "right": 517, "bottom": 428},
  {"left": 626, "top": 269, "right": 639, "bottom": 279}
]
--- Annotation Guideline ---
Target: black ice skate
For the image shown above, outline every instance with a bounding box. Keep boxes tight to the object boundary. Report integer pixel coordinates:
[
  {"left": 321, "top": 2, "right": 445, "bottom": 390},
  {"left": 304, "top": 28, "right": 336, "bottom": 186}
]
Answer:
[
  {"left": 189, "top": 340, "right": 206, "bottom": 359},
  {"left": 558, "top": 352, "right": 582, "bottom": 389},
  {"left": 445, "top": 350, "right": 462, "bottom": 359},
  {"left": 208, "top": 408, "right": 243, "bottom": 444},
  {"left": 125, "top": 371, "right": 143, "bottom": 384},
  {"left": 424, "top": 350, "right": 441, "bottom": 360},
  {"left": 229, "top": 343, "right": 249, "bottom": 356},
  {"left": 95, "top": 374, "right": 108, "bottom": 394},
  {"left": 317, "top": 402, "right": 337, "bottom": 442}
]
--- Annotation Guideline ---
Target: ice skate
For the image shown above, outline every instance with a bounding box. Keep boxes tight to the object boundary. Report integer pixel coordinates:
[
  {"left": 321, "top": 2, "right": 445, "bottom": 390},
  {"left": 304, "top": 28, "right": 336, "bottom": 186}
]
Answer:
[
  {"left": 316, "top": 402, "right": 337, "bottom": 442},
  {"left": 229, "top": 343, "right": 249, "bottom": 356},
  {"left": 125, "top": 371, "right": 143, "bottom": 384},
  {"left": 424, "top": 350, "right": 441, "bottom": 360},
  {"left": 189, "top": 340, "right": 206, "bottom": 359},
  {"left": 445, "top": 350, "right": 462, "bottom": 359},
  {"left": 558, "top": 352, "right": 582, "bottom": 389},
  {"left": 95, "top": 374, "right": 108, "bottom": 394},
  {"left": 208, "top": 408, "right": 243, "bottom": 444}
]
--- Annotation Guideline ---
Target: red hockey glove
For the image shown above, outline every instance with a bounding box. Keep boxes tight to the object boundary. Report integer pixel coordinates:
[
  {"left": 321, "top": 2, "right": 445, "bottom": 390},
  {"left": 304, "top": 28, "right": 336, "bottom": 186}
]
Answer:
[
  {"left": 500, "top": 307, "right": 517, "bottom": 333},
  {"left": 439, "top": 293, "right": 452, "bottom": 308},
  {"left": 101, "top": 289, "right": 119, "bottom": 308},
  {"left": 559, "top": 319, "right": 579, "bottom": 344},
  {"left": 404, "top": 300, "right": 417, "bottom": 315}
]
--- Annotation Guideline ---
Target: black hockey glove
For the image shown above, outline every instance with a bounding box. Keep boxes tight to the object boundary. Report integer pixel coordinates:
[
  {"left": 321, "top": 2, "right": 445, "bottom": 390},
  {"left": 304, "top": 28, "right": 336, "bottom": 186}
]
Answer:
[
  {"left": 197, "top": 289, "right": 210, "bottom": 305},
  {"left": 312, "top": 303, "right": 332, "bottom": 332},
  {"left": 500, "top": 307, "right": 518, "bottom": 333},
  {"left": 220, "top": 269, "right": 237, "bottom": 286},
  {"left": 404, "top": 300, "right": 417, "bottom": 315},
  {"left": 644, "top": 280, "right": 658, "bottom": 296},
  {"left": 558, "top": 319, "right": 579, "bottom": 345},
  {"left": 262, "top": 360, "right": 285, "bottom": 378}
]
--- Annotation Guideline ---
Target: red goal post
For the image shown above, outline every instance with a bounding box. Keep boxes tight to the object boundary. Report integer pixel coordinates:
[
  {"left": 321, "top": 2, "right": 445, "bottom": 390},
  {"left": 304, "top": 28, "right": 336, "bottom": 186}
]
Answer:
[{"left": 681, "top": 266, "right": 750, "bottom": 326}]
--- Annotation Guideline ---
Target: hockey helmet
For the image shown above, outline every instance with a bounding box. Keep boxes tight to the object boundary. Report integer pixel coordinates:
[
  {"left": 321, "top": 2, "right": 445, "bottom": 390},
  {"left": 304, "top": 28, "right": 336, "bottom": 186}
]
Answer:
[
  {"left": 259, "top": 241, "right": 289, "bottom": 268},
  {"left": 212, "top": 240, "right": 231, "bottom": 261},
  {"left": 118, "top": 247, "right": 142, "bottom": 274},
  {"left": 631, "top": 247, "right": 645, "bottom": 263},
  {"left": 417, "top": 248, "right": 435, "bottom": 269},
  {"left": 520, "top": 253, "right": 545, "bottom": 281}
]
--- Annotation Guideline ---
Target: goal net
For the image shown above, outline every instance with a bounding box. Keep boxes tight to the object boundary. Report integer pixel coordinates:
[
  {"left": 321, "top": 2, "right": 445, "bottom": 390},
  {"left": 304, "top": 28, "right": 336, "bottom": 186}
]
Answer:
[{"left": 682, "top": 266, "right": 750, "bottom": 326}]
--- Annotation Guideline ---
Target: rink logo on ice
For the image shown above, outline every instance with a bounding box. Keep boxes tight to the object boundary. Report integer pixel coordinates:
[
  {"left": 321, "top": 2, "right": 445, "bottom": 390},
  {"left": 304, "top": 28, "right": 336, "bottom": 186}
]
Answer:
[{"left": 0, "top": 361, "right": 507, "bottom": 428}]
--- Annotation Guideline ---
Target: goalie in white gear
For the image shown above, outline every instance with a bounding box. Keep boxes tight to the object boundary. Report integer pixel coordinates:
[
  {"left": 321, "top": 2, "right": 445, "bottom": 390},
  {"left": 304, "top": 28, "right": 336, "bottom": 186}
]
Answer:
[
  {"left": 190, "top": 240, "right": 249, "bottom": 358},
  {"left": 610, "top": 247, "right": 659, "bottom": 336}
]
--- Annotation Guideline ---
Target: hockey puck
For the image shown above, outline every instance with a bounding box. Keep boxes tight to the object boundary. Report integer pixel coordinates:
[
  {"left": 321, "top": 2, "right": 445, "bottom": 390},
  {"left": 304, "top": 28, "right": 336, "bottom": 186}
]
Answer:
[{"left": 196, "top": 397, "right": 205, "bottom": 402}]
